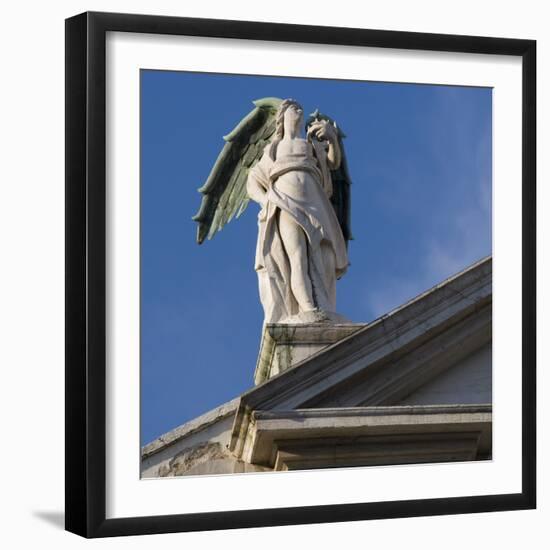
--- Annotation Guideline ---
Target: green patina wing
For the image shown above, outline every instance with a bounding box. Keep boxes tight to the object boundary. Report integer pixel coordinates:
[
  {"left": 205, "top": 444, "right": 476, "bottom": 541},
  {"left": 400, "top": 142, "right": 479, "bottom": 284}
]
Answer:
[
  {"left": 192, "top": 97, "right": 282, "bottom": 244},
  {"left": 306, "top": 110, "right": 353, "bottom": 246}
]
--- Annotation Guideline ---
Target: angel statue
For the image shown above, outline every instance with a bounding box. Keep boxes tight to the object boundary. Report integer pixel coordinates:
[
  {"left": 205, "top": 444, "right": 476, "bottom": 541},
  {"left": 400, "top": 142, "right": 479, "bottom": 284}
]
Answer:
[{"left": 193, "top": 97, "right": 352, "bottom": 324}]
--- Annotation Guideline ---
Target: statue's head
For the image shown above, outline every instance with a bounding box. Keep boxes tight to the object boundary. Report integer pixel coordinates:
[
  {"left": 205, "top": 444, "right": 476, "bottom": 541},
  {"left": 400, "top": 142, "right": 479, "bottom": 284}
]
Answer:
[{"left": 275, "top": 99, "right": 303, "bottom": 139}]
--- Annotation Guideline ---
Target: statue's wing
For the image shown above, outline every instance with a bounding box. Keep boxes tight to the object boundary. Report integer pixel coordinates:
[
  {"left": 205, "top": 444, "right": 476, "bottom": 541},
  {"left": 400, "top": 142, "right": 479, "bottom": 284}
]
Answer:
[
  {"left": 306, "top": 110, "right": 353, "bottom": 246},
  {"left": 192, "top": 97, "right": 282, "bottom": 244}
]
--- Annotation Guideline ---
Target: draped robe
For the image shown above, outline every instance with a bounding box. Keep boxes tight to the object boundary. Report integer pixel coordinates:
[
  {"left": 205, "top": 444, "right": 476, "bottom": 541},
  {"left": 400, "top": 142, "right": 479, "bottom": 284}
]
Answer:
[{"left": 247, "top": 139, "right": 349, "bottom": 323}]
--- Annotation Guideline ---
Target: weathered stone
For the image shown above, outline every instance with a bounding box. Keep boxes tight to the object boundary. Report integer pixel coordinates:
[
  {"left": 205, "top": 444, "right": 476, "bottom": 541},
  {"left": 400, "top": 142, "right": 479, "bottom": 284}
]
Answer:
[
  {"left": 159, "top": 442, "right": 227, "bottom": 477},
  {"left": 141, "top": 399, "right": 239, "bottom": 478},
  {"left": 254, "top": 322, "right": 364, "bottom": 385},
  {"left": 157, "top": 441, "right": 270, "bottom": 476}
]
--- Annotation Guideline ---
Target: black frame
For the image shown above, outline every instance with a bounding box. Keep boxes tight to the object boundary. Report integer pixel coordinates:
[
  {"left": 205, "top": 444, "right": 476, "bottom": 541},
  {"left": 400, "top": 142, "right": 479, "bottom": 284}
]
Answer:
[{"left": 65, "top": 11, "right": 536, "bottom": 538}]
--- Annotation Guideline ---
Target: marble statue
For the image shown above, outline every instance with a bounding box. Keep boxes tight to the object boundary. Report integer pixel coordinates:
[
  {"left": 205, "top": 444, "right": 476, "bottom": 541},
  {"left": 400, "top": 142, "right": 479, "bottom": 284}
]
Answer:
[{"left": 193, "top": 98, "right": 352, "bottom": 324}]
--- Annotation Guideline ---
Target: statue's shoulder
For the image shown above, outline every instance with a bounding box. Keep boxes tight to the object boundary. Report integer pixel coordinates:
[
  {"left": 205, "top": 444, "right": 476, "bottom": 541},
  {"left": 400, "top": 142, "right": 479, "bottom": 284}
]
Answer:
[
  {"left": 260, "top": 141, "right": 277, "bottom": 162},
  {"left": 250, "top": 142, "right": 274, "bottom": 177}
]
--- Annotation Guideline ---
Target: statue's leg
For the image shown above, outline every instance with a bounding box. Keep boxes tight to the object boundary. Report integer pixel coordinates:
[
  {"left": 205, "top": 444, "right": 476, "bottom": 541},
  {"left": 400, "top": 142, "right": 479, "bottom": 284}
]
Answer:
[
  {"left": 321, "top": 241, "right": 337, "bottom": 311},
  {"left": 257, "top": 267, "right": 274, "bottom": 322},
  {"left": 278, "top": 209, "right": 316, "bottom": 312}
]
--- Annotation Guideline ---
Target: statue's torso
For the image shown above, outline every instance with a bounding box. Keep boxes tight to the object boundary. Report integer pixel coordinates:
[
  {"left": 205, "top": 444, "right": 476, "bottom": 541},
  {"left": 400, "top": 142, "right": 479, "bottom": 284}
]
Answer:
[
  {"left": 276, "top": 137, "right": 312, "bottom": 157},
  {"left": 269, "top": 138, "right": 324, "bottom": 202}
]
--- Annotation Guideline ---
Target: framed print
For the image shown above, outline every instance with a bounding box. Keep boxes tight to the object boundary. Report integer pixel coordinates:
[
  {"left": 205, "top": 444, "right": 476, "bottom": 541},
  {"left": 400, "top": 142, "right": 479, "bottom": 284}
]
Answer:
[{"left": 65, "top": 11, "right": 536, "bottom": 538}]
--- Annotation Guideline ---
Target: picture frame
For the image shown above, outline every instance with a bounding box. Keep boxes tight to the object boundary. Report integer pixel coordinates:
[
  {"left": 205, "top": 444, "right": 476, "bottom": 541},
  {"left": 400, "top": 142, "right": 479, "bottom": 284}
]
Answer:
[{"left": 65, "top": 11, "right": 536, "bottom": 538}]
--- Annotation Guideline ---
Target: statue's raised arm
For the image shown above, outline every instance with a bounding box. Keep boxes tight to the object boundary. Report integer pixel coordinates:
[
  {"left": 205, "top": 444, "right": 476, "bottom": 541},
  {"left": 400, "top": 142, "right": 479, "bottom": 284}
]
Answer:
[{"left": 306, "top": 109, "right": 353, "bottom": 245}]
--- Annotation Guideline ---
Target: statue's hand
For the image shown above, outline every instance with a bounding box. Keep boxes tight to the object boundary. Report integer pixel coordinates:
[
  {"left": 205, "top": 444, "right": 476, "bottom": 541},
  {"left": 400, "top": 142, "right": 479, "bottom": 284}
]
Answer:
[{"left": 307, "top": 119, "right": 337, "bottom": 144}]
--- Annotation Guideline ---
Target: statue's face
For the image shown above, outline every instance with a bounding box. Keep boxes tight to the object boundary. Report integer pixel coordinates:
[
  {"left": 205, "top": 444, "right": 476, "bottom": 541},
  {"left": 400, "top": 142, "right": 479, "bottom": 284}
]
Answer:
[{"left": 283, "top": 103, "right": 304, "bottom": 132}]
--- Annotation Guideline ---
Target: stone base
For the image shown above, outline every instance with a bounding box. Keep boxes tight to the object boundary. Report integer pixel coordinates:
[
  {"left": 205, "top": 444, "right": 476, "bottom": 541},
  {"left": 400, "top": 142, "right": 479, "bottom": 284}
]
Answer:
[
  {"left": 280, "top": 308, "right": 351, "bottom": 324},
  {"left": 254, "top": 321, "right": 366, "bottom": 385}
]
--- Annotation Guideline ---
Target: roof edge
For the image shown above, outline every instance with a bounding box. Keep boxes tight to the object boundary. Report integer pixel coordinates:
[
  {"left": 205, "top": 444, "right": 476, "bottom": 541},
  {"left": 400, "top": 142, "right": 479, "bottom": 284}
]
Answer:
[{"left": 141, "top": 397, "right": 240, "bottom": 459}]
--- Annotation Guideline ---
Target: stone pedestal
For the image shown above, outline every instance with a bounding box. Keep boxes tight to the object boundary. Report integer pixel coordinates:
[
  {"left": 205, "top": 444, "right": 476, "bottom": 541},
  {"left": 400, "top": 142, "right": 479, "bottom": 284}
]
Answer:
[{"left": 254, "top": 323, "right": 365, "bottom": 385}]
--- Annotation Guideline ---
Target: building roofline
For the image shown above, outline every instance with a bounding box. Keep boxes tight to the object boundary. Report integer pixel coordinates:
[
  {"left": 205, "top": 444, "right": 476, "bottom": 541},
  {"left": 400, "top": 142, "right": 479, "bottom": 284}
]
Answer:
[{"left": 141, "top": 397, "right": 240, "bottom": 459}]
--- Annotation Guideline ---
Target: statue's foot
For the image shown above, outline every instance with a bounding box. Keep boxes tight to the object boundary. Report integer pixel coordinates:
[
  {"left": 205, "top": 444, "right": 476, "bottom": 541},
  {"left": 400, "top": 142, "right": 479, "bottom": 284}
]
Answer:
[{"left": 281, "top": 308, "right": 351, "bottom": 324}]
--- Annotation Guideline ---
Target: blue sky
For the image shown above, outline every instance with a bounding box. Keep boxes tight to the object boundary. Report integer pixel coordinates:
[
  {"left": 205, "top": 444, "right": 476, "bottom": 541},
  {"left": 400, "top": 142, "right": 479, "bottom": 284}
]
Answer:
[{"left": 140, "top": 70, "right": 492, "bottom": 446}]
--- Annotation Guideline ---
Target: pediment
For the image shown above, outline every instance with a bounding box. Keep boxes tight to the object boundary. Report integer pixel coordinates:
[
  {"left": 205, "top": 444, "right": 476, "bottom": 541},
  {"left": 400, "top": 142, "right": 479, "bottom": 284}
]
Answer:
[
  {"left": 229, "top": 257, "right": 492, "bottom": 456},
  {"left": 300, "top": 306, "right": 491, "bottom": 408},
  {"left": 396, "top": 341, "right": 491, "bottom": 406}
]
